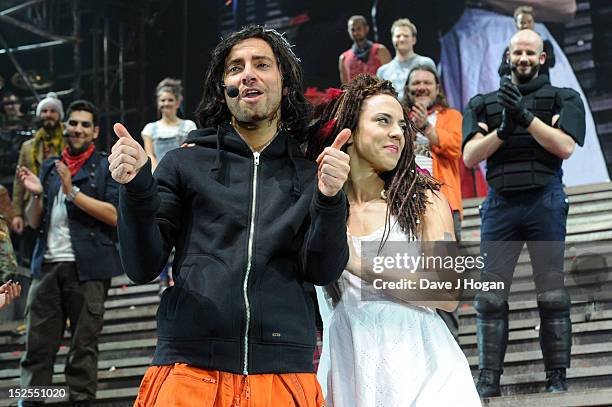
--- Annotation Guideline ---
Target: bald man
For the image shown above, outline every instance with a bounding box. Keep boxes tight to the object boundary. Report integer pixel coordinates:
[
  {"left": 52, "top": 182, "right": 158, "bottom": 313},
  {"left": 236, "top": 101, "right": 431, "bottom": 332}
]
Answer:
[{"left": 462, "top": 29, "right": 585, "bottom": 398}]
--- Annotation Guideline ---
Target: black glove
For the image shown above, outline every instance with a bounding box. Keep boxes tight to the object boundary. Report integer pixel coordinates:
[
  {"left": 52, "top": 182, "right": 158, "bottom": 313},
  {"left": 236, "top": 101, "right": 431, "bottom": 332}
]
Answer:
[
  {"left": 497, "top": 81, "right": 535, "bottom": 128},
  {"left": 497, "top": 109, "right": 515, "bottom": 141}
]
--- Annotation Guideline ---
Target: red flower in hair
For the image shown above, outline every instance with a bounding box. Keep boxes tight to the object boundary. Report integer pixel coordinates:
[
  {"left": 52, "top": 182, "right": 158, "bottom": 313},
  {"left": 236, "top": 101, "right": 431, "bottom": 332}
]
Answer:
[{"left": 324, "top": 88, "right": 344, "bottom": 102}]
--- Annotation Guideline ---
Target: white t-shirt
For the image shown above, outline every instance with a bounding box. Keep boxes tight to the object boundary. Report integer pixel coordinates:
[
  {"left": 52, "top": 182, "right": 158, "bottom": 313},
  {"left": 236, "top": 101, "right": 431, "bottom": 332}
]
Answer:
[
  {"left": 141, "top": 119, "right": 197, "bottom": 161},
  {"left": 44, "top": 189, "right": 76, "bottom": 262}
]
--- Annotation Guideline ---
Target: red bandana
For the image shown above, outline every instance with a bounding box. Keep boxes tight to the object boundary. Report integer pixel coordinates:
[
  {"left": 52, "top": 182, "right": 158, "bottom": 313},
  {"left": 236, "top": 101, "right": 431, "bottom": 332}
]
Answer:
[{"left": 62, "top": 144, "right": 95, "bottom": 177}]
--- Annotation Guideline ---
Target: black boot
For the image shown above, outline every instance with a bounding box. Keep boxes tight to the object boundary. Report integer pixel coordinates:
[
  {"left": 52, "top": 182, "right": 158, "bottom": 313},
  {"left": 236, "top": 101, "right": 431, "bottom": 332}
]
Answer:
[
  {"left": 546, "top": 368, "right": 568, "bottom": 392},
  {"left": 476, "top": 368, "right": 502, "bottom": 397},
  {"left": 474, "top": 293, "right": 509, "bottom": 399},
  {"left": 538, "top": 288, "right": 572, "bottom": 393}
]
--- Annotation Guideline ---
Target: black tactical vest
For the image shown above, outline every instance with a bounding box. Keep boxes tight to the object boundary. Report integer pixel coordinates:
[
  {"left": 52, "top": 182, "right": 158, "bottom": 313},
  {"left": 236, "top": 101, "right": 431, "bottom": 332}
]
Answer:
[{"left": 483, "top": 83, "right": 562, "bottom": 192}]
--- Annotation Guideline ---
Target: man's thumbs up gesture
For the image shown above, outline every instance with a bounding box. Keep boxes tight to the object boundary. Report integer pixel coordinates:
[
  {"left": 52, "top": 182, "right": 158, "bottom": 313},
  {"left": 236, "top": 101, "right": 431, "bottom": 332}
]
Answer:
[
  {"left": 315, "top": 128, "right": 351, "bottom": 197},
  {"left": 108, "top": 123, "right": 149, "bottom": 184}
]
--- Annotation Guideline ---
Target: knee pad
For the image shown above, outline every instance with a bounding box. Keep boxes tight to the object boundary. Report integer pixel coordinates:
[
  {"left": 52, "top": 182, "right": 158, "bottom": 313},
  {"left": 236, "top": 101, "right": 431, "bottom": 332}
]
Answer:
[
  {"left": 474, "top": 292, "right": 508, "bottom": 319},
  {"left": 537, "top": 288, "right": 570, "bottom": 316}
]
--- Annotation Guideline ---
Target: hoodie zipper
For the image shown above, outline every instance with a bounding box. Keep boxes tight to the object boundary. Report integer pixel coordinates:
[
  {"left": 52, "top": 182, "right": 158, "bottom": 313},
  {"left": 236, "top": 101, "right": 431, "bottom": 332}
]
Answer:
[
  {"left": 239, "top": 129, "right": 278, "bottom": 375},
  {"left": 242, "top": 150, "right": 260, "bottom": 375}
]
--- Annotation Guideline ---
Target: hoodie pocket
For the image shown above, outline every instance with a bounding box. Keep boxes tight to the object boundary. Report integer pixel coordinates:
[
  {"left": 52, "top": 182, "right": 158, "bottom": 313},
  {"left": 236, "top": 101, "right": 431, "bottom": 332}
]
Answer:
[
  {"left": 257, "top": 266, "right": 315, "bottom": 346},
  {"left": 157, "top": 254, "right": 239, "bottom": 339}
]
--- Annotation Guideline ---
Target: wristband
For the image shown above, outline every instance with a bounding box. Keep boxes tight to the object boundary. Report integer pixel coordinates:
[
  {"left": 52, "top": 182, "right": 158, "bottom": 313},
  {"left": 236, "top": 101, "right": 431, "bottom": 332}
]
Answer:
[{"left": 66, "top": 186, "right": 80, "bottom": 202}]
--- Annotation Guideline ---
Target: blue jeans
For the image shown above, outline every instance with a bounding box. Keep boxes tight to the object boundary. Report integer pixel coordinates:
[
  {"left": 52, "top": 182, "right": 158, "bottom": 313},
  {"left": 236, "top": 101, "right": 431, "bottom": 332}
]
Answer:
[{"left": 479, "top": 175, "right": 569, "bottom": 298}]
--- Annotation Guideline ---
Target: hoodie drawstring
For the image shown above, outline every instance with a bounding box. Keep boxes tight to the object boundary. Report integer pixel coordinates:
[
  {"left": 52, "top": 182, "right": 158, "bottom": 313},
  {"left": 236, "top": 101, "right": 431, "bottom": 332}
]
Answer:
[
  {"left": 287, "top": 137, "right": 302, "bottom": 202},
  {"left": 211, "top": 125, "right": 225, "bottom": 184}
]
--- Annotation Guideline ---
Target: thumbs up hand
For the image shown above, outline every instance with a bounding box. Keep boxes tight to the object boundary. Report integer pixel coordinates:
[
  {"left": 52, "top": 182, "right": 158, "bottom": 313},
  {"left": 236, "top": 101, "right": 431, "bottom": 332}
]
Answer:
[
  {"left": 108, "top": 123, "right": 149, "bottom": 184},
  {"left": 315, "top": 128, "right": 351, "bottom": 197}
]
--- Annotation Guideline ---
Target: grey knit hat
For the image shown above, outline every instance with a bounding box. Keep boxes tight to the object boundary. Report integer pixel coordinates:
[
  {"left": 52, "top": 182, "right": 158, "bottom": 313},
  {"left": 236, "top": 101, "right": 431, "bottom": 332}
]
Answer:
[{"left": 36, "top": 92, "right": 64, "bottom": 119}]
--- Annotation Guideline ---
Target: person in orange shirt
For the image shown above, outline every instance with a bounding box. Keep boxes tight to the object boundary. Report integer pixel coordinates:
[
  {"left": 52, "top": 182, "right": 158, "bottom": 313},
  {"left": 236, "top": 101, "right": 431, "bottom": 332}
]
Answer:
[
  {"left": 404, "top": 64, "right": 463, "bottom": 240},
  {"left": 403, "top": 64, "right": 463, "bottom": 341}
]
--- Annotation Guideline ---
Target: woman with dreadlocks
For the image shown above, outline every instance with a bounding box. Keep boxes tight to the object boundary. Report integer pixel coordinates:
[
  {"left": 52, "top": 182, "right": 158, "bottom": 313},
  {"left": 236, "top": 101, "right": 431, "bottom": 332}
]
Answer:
[{"left": 312, "top": 74, "right": 479, "bottom": 406}]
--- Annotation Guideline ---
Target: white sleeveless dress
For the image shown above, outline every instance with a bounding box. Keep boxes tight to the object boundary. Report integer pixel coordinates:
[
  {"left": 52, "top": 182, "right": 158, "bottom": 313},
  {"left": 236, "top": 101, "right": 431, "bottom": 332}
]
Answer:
[{"left": 316, "top": 220, "right": 481, "bottom": 407}]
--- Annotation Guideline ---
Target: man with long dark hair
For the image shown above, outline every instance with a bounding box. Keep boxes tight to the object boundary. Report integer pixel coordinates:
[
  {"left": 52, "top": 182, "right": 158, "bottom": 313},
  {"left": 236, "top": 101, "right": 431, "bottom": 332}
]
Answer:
[{"left": 108, "top": 25, "right": 350, "bottom": 404}]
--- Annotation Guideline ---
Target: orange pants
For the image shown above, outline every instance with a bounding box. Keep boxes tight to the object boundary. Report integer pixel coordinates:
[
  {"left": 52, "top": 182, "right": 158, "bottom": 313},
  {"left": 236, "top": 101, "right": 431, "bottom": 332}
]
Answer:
[{"left": 134, "top": 363, "right": 326, "bottom": 407}]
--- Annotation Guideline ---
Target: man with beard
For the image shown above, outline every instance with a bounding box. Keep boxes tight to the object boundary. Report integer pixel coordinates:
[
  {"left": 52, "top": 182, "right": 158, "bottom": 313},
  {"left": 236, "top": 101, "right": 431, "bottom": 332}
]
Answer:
[
  {"left": 11, "top": 93, "right": 65, "bottom": 270},
  {"left": 497, "top": 6, "right": 556, "bottom": 78},
  {"left": 404, "top": 64, "right": 463, "bottom": 240},
  {"left": 17, "top": 100, "right": 121, "bottom": 406},
  {"left": 403, "top": 64, "right": 463, "bottom": 343},
  {"left": 376, "top": 18, "right": 436, "bottom": 100},
  {"left": 108, "top": 26, "right": 349, "bottom": 404},
  {"left": 462, "top": 29, "right": 585, "bottom": 397},
  {"left": 339, "top": 15, "right": 391, "bottom": 85}
]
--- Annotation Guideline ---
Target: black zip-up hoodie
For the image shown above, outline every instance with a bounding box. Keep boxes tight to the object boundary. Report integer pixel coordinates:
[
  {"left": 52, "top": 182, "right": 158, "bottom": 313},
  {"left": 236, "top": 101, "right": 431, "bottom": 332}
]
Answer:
[{"left": 118, "top": 124, "right": 348, "bottom": 374}]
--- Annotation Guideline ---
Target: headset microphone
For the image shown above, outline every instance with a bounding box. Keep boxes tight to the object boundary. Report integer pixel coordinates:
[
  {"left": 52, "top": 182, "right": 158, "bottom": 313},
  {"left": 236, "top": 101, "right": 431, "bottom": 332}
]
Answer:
[{"left": 223, "top": 84, "right": 239, "bottom": 98}]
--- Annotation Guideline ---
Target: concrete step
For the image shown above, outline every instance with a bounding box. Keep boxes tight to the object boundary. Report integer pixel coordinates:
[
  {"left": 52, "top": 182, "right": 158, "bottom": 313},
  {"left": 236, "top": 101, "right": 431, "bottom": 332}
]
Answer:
[
  {"left": 0, "top": 338, "right": 156, "bottom": 364},
  {"left": 461, "top": 217, "right": 612, "bottom": 240},
  {"left": 469, "top": 340, "right": 612, "bottom": 365},
  {"left": 482, "top": 388, "right": 612, "bottom": 407},
  {"left": 493, "top": 365, "right": 612, "bottom": 392},
  {"left": 459, "top": 317, "right": 612, "bottom": 349},
  {"left": 0, "top": 355, "right": 153, "bottom": 380},
  {"left": 461, "top": 182, "right": 612, "bottom": 211},
  {"left": 458, "top": 297, "right": 597, "bottom": 317},
  {"left": 0, "top": 365, "right": 148, "bottom": 390},
  {"left": 466, "top": 342, "right": 612, "bottom": 373},
  {"left": 459, "top": 307, "right": 612, "bottom": 336},
  {"left": 106, "top": 284, "right": 159, "bottom": 298},
  {"left": 462, "top": 199, "right": 612, "bottom": 227}
]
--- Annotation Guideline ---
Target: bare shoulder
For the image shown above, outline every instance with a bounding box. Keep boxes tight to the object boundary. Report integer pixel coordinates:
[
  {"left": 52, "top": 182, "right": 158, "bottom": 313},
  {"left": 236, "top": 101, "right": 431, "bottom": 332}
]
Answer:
[
  {"left": 377, "top": 45, "right": 392, "bottom": 62},
  {"left": 422, "top": 190, "right": 455, "bottom": 241}
]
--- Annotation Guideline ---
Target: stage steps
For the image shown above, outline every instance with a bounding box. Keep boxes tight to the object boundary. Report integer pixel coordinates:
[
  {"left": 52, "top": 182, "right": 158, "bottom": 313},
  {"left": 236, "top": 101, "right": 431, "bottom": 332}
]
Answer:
[
  {"left": 0, "top": 275, "right": 158, "bottom": 406},
  {"left": 458, "top": 181, "right": 612, "bottom": 404}
]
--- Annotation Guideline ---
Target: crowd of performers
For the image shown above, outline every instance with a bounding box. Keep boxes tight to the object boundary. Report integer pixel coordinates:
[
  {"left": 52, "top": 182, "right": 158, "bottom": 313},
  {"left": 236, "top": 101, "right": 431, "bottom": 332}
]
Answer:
[{"left": 0, "top": 2, "right": 590, "bottom": 406}]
